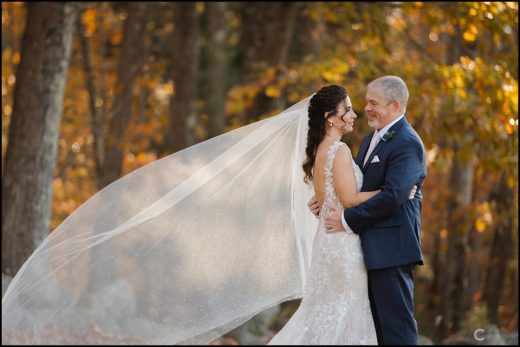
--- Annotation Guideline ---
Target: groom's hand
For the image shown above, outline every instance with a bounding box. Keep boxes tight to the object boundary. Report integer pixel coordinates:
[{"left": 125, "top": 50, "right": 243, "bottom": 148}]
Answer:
[
  {"left": 324, "top": 205, "right": 345, "bottom": 233},
  {"left": 307, "top": 195, "right": 320, "bottom": 218}
]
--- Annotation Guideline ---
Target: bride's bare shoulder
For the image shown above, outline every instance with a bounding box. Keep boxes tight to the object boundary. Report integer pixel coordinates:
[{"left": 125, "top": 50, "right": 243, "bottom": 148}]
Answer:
[
  {"left": 333, "top": 143, "right": 352, "bottom": 160},
  {"left": 331, "top": 144, "right": 354, "bottom": 174}
]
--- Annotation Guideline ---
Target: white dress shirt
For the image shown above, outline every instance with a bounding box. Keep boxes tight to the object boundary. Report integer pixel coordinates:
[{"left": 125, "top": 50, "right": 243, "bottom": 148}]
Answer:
[{"left": 341, "top": 115, "right": 404, "bottom": 233}]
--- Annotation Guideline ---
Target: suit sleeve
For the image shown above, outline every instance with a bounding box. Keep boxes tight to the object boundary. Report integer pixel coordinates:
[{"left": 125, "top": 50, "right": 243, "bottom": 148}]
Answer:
[{"left": 344, "top": 139, "right": 424, "bottom": 234}]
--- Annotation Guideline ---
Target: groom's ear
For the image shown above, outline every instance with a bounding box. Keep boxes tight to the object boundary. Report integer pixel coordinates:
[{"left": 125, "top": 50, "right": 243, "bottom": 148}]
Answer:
[{"left": 390, "top": 100, "right": 400, "bottom": 114}]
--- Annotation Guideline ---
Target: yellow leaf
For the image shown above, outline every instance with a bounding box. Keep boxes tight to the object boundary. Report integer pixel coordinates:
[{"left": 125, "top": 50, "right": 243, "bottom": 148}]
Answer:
[
  {"left": 454, "top": 74, "right": 465, "bottom": 88},
  {"left": 265, "top": 86, "right": 281, "bottom": 98},
  {"left": 82, "top": 8, "right": 96, "bottom": 24},
  {"left": 12, "top": 52, "right": 20, "bottom": 65},
  {"left": 457, "top": 88, "right": 467, "bottom": 99},
  {"left": 459, "top": 56, "right": 472, "bottom": 66},
  {"left": 463, "top": 30, "right": 476, "bottom": 42},
  {"left": 82, "top": 8, "right": 97, "bottom": 33},
  {"left": 77, "top": 167, "right": 88, "bottom": 177},
  {"left": 321, "top": 70, "right": 342, "bottom": 83},
  {"left": 86, "top": 21, "right": 96, "bottom": 34},
  {"left": 334, "top": 60, "right": 350, "bottom": 74},
  {"left": 463, "top": 25, "right": 478, "bottom": 42},
  {"left": 475, "top": 218, "right": 486, "bottom": 233},
  {"left": 494, "top": 34, "right": 504, "bottom": 47}
]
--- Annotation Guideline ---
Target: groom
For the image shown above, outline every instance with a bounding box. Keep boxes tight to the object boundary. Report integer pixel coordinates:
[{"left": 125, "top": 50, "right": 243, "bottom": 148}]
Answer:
[{"left": 310, "top": 75, "right": 426, "bottom": 345}]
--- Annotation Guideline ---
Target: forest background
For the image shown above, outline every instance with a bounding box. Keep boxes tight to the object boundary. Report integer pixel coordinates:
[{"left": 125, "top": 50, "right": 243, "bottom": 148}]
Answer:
[{"left": 1, "top": 2, "right": 518, "bottom": 344}]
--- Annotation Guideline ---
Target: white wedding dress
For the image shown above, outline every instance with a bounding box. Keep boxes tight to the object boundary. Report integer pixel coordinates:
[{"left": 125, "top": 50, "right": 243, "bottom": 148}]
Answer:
[{"left": 268, "top": 141, "right": 378, "bottom": 345}]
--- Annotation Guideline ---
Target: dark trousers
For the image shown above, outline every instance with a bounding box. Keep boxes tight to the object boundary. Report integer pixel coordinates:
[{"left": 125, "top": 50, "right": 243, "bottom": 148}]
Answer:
[{"left": 367, "top": 264, "right": 418, "bottom": 345}]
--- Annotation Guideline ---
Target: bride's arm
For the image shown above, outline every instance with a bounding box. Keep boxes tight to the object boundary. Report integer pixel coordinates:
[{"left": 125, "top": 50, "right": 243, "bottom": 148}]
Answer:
[{"left": 332, "top": 146, "right": 381, "bottom": 208}]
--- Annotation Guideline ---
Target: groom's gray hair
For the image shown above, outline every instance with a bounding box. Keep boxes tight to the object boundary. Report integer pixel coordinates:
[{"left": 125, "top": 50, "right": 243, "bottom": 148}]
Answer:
[{"left": 368, "top": 76, "right": 409, "bottom": 113}]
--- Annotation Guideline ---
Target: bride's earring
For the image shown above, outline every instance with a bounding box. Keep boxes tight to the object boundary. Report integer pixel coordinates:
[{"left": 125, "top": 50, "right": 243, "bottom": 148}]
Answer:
[{"left": 328, "top": 121, "right": 333, "bottom": 127}]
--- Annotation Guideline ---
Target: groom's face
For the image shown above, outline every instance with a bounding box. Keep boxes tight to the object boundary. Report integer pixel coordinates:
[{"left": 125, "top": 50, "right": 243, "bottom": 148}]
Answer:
[{"left": 364, "top": 87, "right": 394, "bottom": 130}]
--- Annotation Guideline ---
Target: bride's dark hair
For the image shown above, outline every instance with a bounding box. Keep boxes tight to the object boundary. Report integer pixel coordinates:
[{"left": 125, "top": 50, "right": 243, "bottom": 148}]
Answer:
[{"left": 302, "top": 85, "right": 347, "bottom": 184}]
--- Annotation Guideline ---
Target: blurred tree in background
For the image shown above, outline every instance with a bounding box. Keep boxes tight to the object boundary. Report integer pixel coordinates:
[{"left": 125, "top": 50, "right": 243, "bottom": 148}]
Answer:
[{"left": 2, "top": 2, "right": 518, "bottom": 344}]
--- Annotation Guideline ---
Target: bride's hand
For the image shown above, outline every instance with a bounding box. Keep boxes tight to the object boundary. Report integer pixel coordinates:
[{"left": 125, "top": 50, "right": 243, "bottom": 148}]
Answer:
[
  {"left": 408, "top": 185, "right": 418, "bottom": 200},
  {"left": 307, "top": 195, "right": 320, "bottom": 218}
]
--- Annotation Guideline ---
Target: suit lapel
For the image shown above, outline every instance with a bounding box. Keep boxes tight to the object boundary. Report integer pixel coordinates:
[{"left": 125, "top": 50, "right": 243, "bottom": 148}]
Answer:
[
  {"left": 357, "top": 134, "right": 372, "bottom": 167},
  {"left": 362, "top": 117, "right": 408, "bottom": 172}
]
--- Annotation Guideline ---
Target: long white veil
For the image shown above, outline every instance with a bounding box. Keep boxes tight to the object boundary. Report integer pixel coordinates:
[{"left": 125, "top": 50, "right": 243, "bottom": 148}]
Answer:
[{"left": 1, "top": 96, "right": 318, "bottom": 344}]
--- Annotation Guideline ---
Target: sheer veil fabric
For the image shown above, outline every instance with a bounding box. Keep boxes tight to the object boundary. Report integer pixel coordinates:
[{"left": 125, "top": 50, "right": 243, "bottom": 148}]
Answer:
[{"left": 1, "top": 96, "right": 320, "bottom": 344}]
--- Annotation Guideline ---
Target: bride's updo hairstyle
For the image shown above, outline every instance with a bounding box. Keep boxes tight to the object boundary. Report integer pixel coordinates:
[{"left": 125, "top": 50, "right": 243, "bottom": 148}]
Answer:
[{"left": 302, "top": 85, "right": 347, "bottom": 184}]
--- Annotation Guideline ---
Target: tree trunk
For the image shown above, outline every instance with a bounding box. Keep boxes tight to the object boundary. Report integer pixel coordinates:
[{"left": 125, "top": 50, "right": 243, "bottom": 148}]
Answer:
[
  {"left": 426, "top": 183, "right": 449, "bottom": 339},
  {"left": 426, "top": 224, "right": 442, "bottom": 312},
  {"left": 204, "top": 2, "right": 228, "bottom": 138},
  {"left": 289, "top": 3, "right": 319, "bottom": 64},
  {"left": 98, "top": 2, "right": 148, "bottom": 189},
  {"left": 431, "top": 19, "right": 465, "bottom": 340},
  {"left": 77, "top": 12, "right": 105, "bottom": 184},
  {"left": 437, "top": 152, "right": 473, "bottom": 338},
  {"left": 483, "top": 173, "right": 515, "bottom": 323},
  {"left": 465, "top": 224, "right": 483, "bottom": 312},
  {"left": 240, "top": 2, "right": 300, "bottom": 121},
  {"left": 1, "top": 3, "right": 78, "bottom": 276},
  {"left": 166, "top": 2, "right": 200, "bottom": 153},
  {"left": 82, "top": 2, "right": 152, "bottom": 297}
]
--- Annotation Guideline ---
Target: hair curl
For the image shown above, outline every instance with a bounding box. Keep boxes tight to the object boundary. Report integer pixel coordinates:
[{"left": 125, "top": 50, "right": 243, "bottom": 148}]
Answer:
[{"left": 302, "top": 85, "right": 347, "bottom": 184}]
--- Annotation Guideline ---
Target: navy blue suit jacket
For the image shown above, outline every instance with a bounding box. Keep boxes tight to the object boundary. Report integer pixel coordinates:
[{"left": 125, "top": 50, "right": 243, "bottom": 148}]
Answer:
[{"left": 344, "top": 117, "right": 426, "bottom": 270}]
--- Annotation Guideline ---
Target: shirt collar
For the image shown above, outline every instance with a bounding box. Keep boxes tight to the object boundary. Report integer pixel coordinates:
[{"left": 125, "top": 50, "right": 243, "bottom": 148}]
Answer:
[{"left": 376, "top": 114, "right": 404, "bottom": 138}]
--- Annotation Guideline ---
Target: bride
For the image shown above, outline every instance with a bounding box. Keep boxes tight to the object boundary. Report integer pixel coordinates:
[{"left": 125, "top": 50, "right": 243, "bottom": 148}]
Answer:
[
  {"left": 268, "top": 85, "right": 378, "bottom": 345},
  {"left": 2, "top": 85, "right": 409, "bottom": 345}
]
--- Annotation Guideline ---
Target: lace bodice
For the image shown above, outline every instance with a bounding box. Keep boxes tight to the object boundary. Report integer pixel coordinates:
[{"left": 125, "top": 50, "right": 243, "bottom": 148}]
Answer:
[
  {"left": 320, "top": 141, "right": 364, "bottom": 222},
  {"left": 268, "top": 141, "right": 377, "bottom": 345}
]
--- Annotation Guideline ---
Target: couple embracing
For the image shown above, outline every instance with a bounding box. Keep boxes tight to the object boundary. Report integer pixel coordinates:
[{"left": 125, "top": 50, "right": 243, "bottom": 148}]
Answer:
[
  {"left": 1, "top": 76, "right": 426, "bottom": 345},
  {"left": 269, "top": 75, "right": 427, "bottom": 345}
]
